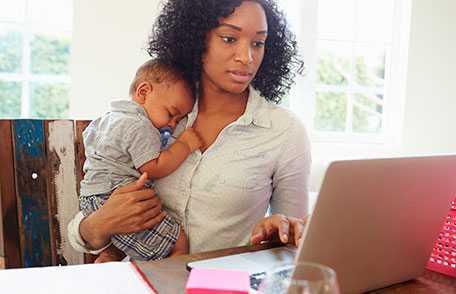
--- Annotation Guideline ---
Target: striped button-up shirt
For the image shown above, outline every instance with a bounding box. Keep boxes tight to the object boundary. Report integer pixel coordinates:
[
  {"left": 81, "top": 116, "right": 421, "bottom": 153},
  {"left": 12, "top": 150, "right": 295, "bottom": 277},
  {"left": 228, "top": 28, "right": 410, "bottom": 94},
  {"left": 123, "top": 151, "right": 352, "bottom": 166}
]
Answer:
[{"left": 68, "top": 87, "right": 311, "bottom": 254}]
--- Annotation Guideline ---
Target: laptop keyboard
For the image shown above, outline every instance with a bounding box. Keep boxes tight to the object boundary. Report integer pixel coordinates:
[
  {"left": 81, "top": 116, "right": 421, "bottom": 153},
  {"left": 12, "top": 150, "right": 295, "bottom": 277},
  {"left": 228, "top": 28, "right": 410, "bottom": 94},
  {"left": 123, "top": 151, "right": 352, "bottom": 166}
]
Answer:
[
  {"left": 250, "top": 272, "right": 266, "bottom": 290},
  {"left": 250, "top": 268, "right": 291, "bottom": 290}
]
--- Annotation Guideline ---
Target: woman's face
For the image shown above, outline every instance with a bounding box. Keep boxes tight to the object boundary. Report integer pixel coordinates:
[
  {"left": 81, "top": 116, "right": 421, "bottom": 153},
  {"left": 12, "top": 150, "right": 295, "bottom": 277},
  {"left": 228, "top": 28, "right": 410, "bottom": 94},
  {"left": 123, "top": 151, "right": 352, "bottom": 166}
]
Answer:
[{"left": 202, "top": 1, "right": 268, "bottom": 95}]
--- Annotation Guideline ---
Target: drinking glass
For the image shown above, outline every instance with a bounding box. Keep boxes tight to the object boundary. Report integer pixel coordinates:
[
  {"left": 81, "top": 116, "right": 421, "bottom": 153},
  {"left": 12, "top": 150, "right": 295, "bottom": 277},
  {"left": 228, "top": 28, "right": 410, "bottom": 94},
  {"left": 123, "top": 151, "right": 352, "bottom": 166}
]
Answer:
[{"left": 258, "top": 262, "right": 340, "bottom": 294}]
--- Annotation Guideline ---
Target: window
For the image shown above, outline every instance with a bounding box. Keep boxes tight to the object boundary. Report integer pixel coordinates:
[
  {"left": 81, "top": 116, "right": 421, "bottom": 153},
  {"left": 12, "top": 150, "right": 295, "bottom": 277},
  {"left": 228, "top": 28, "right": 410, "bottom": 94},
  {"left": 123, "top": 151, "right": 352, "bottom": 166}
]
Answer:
[
  {"left": 281, "top": 0, "right": 411, "bottom": 148},
  {"left": 0, "top": 0, "right": 72, "bottom": 119}
]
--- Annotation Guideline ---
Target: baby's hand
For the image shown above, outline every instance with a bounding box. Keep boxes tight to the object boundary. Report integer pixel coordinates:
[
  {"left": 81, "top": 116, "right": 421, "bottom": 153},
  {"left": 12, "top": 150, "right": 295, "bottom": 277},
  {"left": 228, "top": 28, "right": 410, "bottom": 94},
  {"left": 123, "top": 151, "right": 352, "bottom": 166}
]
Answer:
[{"left": 177, "top": 128, "right": 203, "bottom": 152}]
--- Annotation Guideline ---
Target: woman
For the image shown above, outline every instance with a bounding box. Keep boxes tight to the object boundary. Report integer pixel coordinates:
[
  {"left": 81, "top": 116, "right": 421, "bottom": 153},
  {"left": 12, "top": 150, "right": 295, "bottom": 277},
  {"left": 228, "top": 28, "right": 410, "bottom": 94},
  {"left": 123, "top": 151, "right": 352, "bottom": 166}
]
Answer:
[{"left": 68, "top": 0, "right": 311, "bottom": 256}]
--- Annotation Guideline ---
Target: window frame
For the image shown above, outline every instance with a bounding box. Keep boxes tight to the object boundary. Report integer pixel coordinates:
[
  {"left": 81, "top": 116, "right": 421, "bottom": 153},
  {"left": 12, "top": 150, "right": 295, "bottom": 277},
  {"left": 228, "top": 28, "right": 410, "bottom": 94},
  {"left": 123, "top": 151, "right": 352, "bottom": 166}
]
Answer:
[
  {"left": 0, "top": 0, "right": 72, "bottom": 118},
  {"left": 283, "top": 0, "right": 412, "bottom": 154}
]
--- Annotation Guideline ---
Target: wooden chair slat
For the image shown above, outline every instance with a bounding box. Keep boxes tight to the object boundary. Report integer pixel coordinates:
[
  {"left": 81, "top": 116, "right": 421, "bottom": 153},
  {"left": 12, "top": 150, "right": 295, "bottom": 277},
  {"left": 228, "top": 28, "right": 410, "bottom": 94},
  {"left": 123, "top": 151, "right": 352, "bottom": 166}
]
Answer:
[
  {"left": 46, "top": 120, "right": 84, "bottom": 265},
  {"left": 12, "top": 120, "right": 53, "bottom": 267},
  {"left": 0, "top": 120, "right": 21, "bottom": 268},
  {"left": 0, "top": 119, "right": 90, "bottom": 268}
]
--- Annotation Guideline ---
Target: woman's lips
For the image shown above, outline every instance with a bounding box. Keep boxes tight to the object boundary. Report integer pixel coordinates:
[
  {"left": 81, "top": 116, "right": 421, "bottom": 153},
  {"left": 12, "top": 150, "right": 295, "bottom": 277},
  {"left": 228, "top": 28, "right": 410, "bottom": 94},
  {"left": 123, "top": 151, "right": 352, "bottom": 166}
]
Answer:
[{"left": 228, "top": 70, "right": 252, "bottom": 83}]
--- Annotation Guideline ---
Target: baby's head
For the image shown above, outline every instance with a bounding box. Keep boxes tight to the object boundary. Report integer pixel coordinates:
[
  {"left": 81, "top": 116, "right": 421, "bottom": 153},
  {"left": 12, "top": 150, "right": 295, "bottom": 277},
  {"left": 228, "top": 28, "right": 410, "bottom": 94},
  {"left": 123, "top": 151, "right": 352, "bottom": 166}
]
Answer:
[{"left": 130, "top": 59, "right": 194, "bottom": 131}]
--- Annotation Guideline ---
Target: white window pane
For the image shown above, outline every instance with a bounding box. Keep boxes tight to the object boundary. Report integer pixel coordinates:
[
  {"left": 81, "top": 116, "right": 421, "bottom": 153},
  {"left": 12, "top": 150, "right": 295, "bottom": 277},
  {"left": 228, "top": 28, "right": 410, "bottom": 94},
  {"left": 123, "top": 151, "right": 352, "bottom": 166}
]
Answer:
[
  {"left": 27, "top": 0, "right": 73, "bottom": 28},
  {"left": 30, "top": 82, "right": 70, "bottom": 118},
  {"left": 318, "top": 0, "right": 356, "bottom": 41},
  {"left": 352, "top": 104, "right": 382, "bottom": 134},
  {"left": 0, "top": 26, "right": 23, "bottom": 73},
  {"left": 317, "top": 41, "right": 352, "bottom": 86},
  {"left": 0, "top": 0, "right": 26, "bottom": 21},
  {"left": 315, "top": 92, "right": 347, "bottom": 132},
  {"left": 354, "top": 45, "right": 386, "bottom": 88},
  {"left": 0, "top": 80, "right": 22, "bottom": 118},
  {"left": 356, "top": 0, "right": 394, "bottom": 43},
  {"left": 30, "top": 32, "right": 71, "bottom": 75},
  {"left": 353, "top": 93, "right": 383, "bottom": 114}
]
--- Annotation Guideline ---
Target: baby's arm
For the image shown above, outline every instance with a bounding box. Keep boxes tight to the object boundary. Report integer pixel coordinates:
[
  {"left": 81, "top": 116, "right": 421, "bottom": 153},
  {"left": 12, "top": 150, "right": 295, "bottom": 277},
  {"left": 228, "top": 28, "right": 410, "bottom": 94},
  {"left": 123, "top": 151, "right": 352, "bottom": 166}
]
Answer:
[{"left": 139, "top": 128, "right": 202, "bottom": 179}]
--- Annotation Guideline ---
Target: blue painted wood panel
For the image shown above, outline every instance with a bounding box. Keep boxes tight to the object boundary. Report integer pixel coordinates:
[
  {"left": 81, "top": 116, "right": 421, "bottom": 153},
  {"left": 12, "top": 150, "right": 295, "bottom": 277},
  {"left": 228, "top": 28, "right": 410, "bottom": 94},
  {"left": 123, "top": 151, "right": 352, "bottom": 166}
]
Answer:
[{"left": 12, "top": 120, "right": 52, "bottom": 267}]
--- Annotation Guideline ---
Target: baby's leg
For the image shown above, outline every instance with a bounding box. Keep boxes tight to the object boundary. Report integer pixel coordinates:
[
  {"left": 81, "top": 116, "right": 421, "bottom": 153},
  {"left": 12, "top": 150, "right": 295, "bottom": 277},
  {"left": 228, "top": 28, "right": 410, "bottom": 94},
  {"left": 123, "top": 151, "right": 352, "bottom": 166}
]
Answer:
[
  {"left": 111, "top": 214, "right": 182, "bottom": 261},
  {"left": 80, "top": 193, "right": 184, "bottom": 261},
  {"left": 79, "top": 194, "right": 110, "bottom": 217},
  {"left": 95, "top": 244, "right": 126, "bottom": 263},
  {"left": 168, "top": 226, "right": 189, "bottom": 257},
  {"left": 79, "top": 194, "right": 129, "bottom": 261}
]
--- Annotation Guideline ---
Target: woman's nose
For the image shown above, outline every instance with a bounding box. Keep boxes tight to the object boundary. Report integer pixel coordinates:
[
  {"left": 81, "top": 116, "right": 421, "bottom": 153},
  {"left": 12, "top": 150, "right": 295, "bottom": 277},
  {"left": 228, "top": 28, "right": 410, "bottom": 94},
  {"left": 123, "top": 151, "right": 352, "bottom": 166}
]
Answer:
[{"left": 235, "top": 43, "right": 253, "bottom": 65}]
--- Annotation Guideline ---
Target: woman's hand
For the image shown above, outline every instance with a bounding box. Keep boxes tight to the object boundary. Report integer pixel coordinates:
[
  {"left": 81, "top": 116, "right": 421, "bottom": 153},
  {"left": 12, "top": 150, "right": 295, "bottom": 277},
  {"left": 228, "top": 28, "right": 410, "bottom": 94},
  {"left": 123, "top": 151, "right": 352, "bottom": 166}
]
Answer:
[
  {"left": 250, "top": 214, "right": 308, "bottom": 247},
  {"left": 80, "top": 173, "right": 166, "bottom": 249}
]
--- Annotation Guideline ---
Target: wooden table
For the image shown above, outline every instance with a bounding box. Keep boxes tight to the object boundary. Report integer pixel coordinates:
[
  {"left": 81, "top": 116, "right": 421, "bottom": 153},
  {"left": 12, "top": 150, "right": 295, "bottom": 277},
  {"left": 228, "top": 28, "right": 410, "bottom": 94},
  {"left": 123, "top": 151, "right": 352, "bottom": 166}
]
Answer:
[{"left": 137, "top": 243, "right": 456, "bottom": 294}]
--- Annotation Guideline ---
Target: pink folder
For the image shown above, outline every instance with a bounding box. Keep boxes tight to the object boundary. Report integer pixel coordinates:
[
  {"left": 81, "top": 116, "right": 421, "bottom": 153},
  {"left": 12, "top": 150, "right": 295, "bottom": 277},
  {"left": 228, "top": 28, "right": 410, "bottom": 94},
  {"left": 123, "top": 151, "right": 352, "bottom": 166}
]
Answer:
[{"left": 185, "top": 268, "right": 250, "bottom": 294}]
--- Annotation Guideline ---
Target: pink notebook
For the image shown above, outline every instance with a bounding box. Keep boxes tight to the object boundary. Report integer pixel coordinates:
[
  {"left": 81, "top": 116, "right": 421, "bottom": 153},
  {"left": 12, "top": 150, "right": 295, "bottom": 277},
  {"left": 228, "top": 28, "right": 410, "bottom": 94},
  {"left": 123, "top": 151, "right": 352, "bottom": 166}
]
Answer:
[{"left": 185, "top": 268, "right": 250, "bottom": 294}]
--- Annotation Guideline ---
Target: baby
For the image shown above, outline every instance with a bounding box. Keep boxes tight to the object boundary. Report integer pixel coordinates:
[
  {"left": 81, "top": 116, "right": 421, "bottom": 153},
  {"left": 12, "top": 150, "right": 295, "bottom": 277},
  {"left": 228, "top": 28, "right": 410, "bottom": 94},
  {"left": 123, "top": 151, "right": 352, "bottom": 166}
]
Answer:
[{"left": 79, "top": 59, "right": 202, "bottom": 262}]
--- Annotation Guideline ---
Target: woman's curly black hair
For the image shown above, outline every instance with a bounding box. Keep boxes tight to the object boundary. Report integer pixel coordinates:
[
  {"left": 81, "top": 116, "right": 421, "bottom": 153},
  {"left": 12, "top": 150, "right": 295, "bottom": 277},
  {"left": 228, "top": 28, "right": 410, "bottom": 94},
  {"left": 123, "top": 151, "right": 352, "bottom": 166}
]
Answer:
[{"left": 147, "top": 0, "right": 303, "bottom": 104}]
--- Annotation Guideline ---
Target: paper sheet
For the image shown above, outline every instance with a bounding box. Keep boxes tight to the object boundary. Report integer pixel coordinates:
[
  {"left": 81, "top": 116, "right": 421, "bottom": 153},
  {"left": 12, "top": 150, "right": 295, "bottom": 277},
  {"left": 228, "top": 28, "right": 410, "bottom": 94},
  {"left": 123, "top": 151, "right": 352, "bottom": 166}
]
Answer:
[{"left": 0, "top": 261, "right": 154, "bottom": 294}]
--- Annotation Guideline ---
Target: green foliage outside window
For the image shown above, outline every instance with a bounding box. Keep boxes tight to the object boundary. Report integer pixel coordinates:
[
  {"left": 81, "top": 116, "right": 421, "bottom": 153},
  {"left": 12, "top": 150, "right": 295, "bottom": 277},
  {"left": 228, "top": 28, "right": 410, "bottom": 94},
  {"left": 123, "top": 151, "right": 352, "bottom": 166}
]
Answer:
[
  {"left": 0, "top": 81, "right": 22, "bottom": 117},
  {"left": 0, "top": 31, "right": 22, "bottom": 73},
  {"left": 0, "top": 32, "right": 70, "bottom": 119},
  {"left": 353, "top": 104, "right": 382, "bottom": 133},
  {"left": 315, "top": 92, "right": 347, "bottom": 131},
  {"left": 317, "top": 51, "right": 349, "bottom": 86},
  {"left": 30, "top": 83, "right": 70, "bottom": 118},
  {"left": 315, "top": 50, "right": 385, "bottom": 134},
  {"left": 355, "top": 55, "right": 385, "bottom": 88},
  {"left": 31, "top": 34, "right": 70, "bottom": 75}
]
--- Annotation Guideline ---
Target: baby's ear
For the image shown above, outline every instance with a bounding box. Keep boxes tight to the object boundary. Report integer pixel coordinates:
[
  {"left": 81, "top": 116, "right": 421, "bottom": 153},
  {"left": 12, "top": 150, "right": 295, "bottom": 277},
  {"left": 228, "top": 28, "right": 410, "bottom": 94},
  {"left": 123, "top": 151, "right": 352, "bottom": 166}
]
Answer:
[{"left": 135, "top": 82, "right": 153, "bottom": 103}]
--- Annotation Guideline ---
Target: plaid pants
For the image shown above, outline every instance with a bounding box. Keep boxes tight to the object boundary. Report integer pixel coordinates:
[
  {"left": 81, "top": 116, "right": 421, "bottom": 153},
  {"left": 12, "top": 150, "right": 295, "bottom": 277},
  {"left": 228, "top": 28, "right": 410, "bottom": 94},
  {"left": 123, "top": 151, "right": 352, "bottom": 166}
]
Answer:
[{"left": 80, "top": 193, "right": 180, "bottom": 261}]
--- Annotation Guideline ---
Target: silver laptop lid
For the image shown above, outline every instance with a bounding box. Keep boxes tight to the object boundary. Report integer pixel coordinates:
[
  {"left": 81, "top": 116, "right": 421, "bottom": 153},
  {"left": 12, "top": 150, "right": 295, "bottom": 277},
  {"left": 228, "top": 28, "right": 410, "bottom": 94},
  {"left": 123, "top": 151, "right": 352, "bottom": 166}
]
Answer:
[{"left": 297, "top": 155, "right": 456, "bottom": 294}]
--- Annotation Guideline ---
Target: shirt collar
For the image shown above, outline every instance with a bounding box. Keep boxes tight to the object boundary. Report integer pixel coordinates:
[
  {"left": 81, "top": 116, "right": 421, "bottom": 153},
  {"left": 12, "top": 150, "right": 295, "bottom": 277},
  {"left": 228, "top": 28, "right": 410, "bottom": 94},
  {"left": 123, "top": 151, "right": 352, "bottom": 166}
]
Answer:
[
  {"left": 186, "top": 86, "right": 272, "bottom": 129},
  {"left": 238, "top": 86, "right": 272, "bottom": 128},
  {"left": 110, "top": 100, "right": 148, "bottom": 118}
]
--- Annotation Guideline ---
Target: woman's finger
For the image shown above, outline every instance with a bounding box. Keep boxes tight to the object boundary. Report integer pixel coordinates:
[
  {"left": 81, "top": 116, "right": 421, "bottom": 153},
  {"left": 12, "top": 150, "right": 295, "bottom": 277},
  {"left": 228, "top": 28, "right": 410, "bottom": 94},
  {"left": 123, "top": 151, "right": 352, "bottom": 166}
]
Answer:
[
  {"left": 141, "top": 211, "right": 167, "bottom": 231},
  {"left": 250, "top": 222, "right": 266, "bottom": 245},
  {"left": 112, "top": 173, "right": 148, "bottom": 195},
  {"left": 138, "top": 197, "right": 161, "bottom": 212},
  {"left": 123, "top": 188, "right": 157, "bottom": 203},
  {"left": 290, "top": 219, "right": 304, "bottom": 246},
  {"left": 140, "top": 203, "right": 163, "bottom": 222},
  {"left": 275, "top": 215, "right": 289, "bottom": 244}
]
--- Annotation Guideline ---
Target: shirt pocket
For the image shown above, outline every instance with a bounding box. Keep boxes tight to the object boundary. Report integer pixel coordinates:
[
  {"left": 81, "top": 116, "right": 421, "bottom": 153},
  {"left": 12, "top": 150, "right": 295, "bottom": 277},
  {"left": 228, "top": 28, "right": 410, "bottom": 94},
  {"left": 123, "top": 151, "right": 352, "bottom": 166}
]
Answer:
[
  {"left": 219, "top": 168, "right": 259, "bottom": 190},
  {"left": 210, "top": 151, "right": 272, "bottom": 192}
]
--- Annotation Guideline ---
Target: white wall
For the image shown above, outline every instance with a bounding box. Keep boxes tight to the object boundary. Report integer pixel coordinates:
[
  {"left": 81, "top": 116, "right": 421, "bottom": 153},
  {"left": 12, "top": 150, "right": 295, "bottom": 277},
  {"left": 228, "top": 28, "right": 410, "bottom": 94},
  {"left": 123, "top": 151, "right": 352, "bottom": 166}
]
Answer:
[
  {"left": 70, "top": 0, "right": 160, "bottom": 119},
  {"left": 401, "top": 0, "right": 456, "bottom": 154}
]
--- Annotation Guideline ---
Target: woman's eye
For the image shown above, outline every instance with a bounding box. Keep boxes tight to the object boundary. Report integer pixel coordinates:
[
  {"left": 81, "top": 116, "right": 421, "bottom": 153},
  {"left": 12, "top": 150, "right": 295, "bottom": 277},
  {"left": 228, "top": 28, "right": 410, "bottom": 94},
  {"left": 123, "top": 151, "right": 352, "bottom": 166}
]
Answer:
[
  {"left": 253, "top": 40, "right": 265, "bottom": 48},
  {"left": 221, "top": 36, "right": 236, "bottom": 43}
]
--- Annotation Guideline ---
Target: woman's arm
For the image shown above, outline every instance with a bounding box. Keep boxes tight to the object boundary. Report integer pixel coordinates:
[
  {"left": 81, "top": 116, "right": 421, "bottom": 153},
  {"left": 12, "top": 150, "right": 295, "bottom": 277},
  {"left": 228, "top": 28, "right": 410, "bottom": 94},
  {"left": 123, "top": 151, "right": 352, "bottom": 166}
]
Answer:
[
  {"left": 68, "top": 173, "right": 166, "bottom": 252},
  {"left": 250, "top": 115, "right": 312, "bottom": 246}
]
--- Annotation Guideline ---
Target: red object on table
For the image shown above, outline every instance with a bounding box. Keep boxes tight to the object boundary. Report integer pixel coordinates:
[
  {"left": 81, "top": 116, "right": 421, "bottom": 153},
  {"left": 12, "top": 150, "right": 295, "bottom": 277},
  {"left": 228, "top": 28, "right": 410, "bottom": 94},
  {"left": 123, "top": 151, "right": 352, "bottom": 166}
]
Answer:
[
  {"left": 185, "top": 268, "right": 250, "bottom": 294},
  {"left": 427, "top": 197, "right": 456, "bottom": 277}
]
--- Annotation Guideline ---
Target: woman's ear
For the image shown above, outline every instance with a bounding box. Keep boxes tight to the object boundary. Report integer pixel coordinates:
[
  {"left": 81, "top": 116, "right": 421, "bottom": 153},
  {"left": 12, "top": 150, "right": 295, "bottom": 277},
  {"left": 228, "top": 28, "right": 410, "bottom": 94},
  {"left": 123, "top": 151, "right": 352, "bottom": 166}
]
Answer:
[{"left": 135, "top": 82, "right": 153, "bottom": 104}]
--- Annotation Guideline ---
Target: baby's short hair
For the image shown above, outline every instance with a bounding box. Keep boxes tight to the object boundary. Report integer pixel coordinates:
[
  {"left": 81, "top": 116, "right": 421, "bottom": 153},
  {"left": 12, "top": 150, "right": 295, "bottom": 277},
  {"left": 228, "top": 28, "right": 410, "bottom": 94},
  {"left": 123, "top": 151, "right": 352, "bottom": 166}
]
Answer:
[{"left": 129, "top": 59, "right": 185, "bottom": 97}]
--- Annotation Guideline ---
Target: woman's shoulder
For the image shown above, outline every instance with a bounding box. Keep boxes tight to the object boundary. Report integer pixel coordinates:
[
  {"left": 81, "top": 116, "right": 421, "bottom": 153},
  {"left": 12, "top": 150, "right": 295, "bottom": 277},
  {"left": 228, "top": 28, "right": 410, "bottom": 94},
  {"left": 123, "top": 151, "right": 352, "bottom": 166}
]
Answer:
[{"left": 255, "top": 97, "right": 307, "bottom": 133}]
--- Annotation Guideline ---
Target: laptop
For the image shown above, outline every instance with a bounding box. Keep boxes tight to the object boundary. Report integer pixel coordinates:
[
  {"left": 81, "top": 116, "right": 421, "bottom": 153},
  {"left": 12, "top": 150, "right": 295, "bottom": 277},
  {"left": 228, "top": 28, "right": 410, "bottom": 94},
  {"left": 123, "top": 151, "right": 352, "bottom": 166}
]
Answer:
[{"left": 187, "top": 155, "right": 456, "bottom": 293}]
